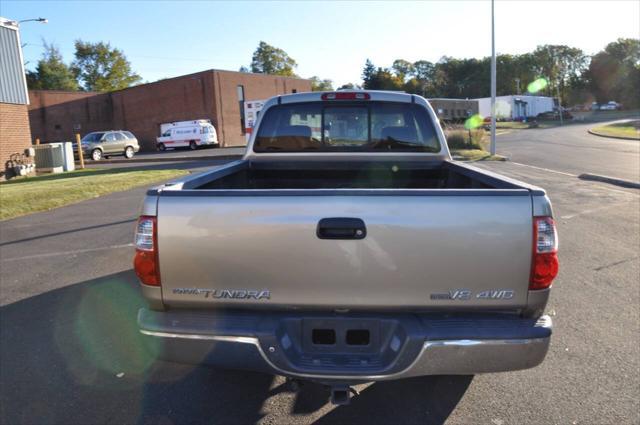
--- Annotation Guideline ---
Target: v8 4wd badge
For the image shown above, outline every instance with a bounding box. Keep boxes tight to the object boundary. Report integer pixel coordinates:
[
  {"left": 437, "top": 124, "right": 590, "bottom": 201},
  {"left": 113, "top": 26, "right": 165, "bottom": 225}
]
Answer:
[{"left": 430, "top": 289, "right": 514, "bottom": 300}]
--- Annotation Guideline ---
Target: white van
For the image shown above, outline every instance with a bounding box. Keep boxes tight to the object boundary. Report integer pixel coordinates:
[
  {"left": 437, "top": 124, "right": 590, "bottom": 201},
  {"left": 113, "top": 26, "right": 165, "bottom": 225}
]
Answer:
[{"left": 156, "top": 120, "right": 218, "bottom": 151}]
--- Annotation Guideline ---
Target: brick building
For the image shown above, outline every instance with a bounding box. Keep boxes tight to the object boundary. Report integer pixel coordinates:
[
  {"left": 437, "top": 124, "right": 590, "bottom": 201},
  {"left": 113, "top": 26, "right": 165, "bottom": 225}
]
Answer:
[
  {"left": 0, "top": 18, "right": 32, "bottom": 178},
  {"left": 29, "top": 70, "right": 312, "bottom": 150}
]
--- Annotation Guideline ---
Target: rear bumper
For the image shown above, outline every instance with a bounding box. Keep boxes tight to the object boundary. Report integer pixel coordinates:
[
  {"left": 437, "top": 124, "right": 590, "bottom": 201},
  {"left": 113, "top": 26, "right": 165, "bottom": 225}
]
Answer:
[{"left": 138, "top": 309, "right": 551, "bottom": 382}]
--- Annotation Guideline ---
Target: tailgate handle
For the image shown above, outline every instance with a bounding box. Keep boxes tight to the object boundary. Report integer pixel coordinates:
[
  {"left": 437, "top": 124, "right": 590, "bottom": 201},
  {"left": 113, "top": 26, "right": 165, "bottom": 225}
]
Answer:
[{"left": 317, "top": 218, "right": 366, "bottom": 240}]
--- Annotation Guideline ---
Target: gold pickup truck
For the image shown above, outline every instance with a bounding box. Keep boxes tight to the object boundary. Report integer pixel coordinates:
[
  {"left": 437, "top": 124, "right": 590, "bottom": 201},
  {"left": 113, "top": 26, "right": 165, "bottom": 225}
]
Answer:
[{"left": 133, "top": 91, "right": 558, "bottom": 405}]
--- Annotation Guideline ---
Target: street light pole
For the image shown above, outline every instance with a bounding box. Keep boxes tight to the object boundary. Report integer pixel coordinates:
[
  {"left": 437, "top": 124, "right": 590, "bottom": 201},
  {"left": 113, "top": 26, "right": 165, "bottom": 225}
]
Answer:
[
  {"left": 490, "top": 0, "right": 497, "bottom": 155},
  {"left": 556, "top": 81, "right": 563, "bottom": 126},
  {"left": 18, "top": 18, "right": 48, "bottom": 24}
]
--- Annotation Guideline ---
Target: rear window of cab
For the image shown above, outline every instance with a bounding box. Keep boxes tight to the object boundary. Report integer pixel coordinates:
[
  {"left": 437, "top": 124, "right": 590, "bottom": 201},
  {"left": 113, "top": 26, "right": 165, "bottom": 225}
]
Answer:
[{"left": 254, "top": 102, "right": 440, "bottom": 153}]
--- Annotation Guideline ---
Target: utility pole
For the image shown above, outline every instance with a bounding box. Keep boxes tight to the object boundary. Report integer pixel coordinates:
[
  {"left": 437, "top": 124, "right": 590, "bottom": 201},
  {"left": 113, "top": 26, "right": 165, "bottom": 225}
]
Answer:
[
  {"left": 515, "top": 78, "right": 521, "bottom": 95},
  {"left": 490, "top": 0, "right": 497, "bottom": 155},
  {"left": 556, "top": 81, "right": 563, "bottom": 126}
]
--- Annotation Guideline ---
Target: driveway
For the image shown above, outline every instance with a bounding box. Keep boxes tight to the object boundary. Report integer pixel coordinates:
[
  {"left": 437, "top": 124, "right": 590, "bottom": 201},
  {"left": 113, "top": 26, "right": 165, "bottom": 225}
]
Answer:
[
  {"left": 495, "top": 120, "right": 639, "bottom": 182},
  {"left": 1, "top": 126, "right": 639, "bottom": 424}
]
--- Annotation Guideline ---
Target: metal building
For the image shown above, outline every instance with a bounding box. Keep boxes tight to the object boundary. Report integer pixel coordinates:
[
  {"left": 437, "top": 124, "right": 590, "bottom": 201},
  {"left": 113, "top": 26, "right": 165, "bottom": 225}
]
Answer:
[
  {"left": 428, "top": 98, "right": 479, "bottom": 122},
  {"left": 0, "top": 17, "right": 33, "bottom": 178}
]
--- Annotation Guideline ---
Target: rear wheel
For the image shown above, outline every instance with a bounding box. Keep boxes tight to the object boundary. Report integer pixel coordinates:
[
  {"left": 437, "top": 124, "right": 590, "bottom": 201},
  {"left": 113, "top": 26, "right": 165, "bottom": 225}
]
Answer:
[
  {"left": 124, "top": 146, "right": 135, "bottom": 159},
  {"left": 91, "top": 149, "right": 102, "bottom": 161},
  {"left": 189, "top": 141, "right": 197, "bottom": 150},
  {"left": 157, "top": 143, "right": 166, "bottom": 151}
]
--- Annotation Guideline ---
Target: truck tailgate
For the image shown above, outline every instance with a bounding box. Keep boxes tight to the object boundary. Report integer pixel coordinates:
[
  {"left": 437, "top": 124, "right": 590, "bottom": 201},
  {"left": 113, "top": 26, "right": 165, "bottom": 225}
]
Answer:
[{"left": 157, "top": 194, "right": 533, "bottom": 310}]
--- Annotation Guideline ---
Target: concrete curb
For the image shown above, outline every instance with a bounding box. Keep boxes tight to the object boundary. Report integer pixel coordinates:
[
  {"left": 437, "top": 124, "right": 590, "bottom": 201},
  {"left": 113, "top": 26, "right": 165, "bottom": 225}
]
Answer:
[
  {"left": 587, "top": 129, "right": 640, "bottom": 141},
  {"left": 579, "top": 173, "right": 640, "bottom": 189}
]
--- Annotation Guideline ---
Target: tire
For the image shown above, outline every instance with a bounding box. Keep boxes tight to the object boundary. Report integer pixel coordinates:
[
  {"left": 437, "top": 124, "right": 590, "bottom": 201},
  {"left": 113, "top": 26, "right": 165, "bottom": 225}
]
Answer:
[
  {"left": 189, "top": 141, "right": 197, "bottom": 150},
  {"left": 91, "top": 149, "right": 102, "bottom": 161},
  {"left": 157, "top": 143, "right": 166, "bottom": 152},
  {"left": 124, "top": 146, "right": 134, "bottom": 159}
]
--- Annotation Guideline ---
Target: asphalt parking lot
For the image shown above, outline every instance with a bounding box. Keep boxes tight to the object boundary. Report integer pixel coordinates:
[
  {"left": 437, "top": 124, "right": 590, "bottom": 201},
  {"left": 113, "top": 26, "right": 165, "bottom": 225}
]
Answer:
[{"left": 1, "top": 122, "right": 638, "bottom": 424}]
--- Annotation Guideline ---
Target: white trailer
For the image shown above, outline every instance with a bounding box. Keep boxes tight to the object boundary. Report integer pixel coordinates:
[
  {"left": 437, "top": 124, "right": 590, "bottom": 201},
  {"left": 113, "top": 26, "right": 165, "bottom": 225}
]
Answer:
[
  {"left": 244, "top": 99, "right": 266, "bottom": 142},
  {"left": 475, "top": 95, "right": 554, "bottom": 120}
]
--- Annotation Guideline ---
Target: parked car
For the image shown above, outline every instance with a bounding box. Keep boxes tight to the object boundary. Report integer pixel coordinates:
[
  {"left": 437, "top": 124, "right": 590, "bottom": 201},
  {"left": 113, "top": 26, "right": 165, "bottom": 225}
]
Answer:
[
  {"left": 599, "top": 101, "right": 622, "bottom": 111},
  {"left": 536, "top": 110, "right": 573, "bottom": 120},
  {"left": 77, "top": 130, "right": 140, "bottom": 161},
  {"left": 591, "top": 101, "right": 622, "bottom": 111},
  {"left": 156, "top": 120, "right": 218, "bottom": 151},
  {"left": 134, "top": 91, "right": 558, "bottom": 405}
]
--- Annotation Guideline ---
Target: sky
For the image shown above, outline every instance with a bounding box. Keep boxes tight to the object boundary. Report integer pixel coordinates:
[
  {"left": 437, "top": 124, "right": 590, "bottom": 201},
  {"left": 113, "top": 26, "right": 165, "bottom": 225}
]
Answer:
[{"left": 3, "top": 0, "right": 640, "bottom": 88}]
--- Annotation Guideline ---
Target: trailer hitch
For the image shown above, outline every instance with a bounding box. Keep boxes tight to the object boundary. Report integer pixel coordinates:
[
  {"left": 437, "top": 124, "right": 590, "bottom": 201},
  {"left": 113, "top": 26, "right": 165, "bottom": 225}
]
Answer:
[{"left": 330, "top": 385, "right": 359, "bottom": 405}]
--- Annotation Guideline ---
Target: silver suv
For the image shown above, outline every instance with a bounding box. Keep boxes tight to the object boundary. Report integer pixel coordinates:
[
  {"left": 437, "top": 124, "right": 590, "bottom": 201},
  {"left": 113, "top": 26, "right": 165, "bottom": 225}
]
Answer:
[{"left": 79, "top": 131, "right": 140, "bottom": 161}]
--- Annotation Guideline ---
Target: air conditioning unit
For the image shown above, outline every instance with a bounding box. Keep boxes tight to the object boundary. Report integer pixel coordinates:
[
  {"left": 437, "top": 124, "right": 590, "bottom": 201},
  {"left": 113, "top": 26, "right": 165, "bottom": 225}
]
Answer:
[{"left": 34, "top": 143, "right": 65, "bottom": 173}]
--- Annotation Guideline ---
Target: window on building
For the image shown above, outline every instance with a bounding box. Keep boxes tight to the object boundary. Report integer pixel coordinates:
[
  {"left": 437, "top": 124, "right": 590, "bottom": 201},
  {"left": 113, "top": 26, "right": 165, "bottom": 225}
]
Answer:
[
  {"left": 54, "top": 124, "right": 61, "bottom": 130},
  {"left": 292, "top": 89, "right": 297, "bottom": 94},
  {"left": 237, "top": 85, "right": 246, "bottom": 134}
]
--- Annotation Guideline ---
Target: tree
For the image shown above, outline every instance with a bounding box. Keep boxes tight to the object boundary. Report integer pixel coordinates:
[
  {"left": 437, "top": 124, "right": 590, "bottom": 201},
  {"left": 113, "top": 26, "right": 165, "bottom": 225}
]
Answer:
[
  {"left": 338, "top": 83, "right": 361, "bottom": 90},
  {"left": 26, "top": 41, "right": 79, "bottom": 91},
  {"left": 391, "top": 59, "right": 415, "bottom": 82},
  {"left": 71, "top": 40, "right": 141, "bottom": 92},
  {"left": 238, "top": 65, "right": 250, "bottom": 73},
  {"left": 361, "top": 59, "right": 376, "bottom": 88},
  {"left": 587, "top": 38, "right": 640, "bottom": 108},
  {"left": 413, "top": 60, "right": 435, "bottom": 81},
  {"left": 310, "top": 76, "right": 333, "bottom": 91},
  {"left": 361, "top": 60, "right": 403, "bottom": 91},
  {"left": 531, "top": 45, "right": 588, "bottom": 99},
  {"left": 250, "top": 41, "right": 298, "bottom": 76}
]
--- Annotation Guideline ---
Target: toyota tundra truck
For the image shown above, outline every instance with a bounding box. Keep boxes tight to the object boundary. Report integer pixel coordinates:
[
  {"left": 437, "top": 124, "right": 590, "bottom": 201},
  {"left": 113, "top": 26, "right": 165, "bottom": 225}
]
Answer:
[{"left": 134, "top": 91, "right": 558, "bottom": 404}]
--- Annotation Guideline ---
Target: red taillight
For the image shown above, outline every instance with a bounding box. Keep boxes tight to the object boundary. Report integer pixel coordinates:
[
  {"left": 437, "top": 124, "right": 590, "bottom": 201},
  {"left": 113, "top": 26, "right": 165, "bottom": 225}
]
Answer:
[
  {"left": 133, "top": 216, "right": 160, "bottom": 286},
  {"left": 530, "top": 217, "right": 559, "bottom": 290},
  {"left": 321, "top": 92, "right": 370, "bottom": 101}
]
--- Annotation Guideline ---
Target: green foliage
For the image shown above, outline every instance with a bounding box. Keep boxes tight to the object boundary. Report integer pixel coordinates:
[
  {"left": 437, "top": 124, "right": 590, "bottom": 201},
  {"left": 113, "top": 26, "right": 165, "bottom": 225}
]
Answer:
[
  {"left": 591, "top": 120, "right": 640, "bottom": 140},
  {"left": 587, "top": 38, "right": 640, "bottom": 108},
  {"left": 26, "top": 41, "right": 79, "bottom": 91},
  {"left": 361, "top": 59, "right": 376, "bottom": 85},
  {"left": 250, "top": 41, "right": 298, "bottom": 77},
  {"left": 391, "top": 59, "right": 415, "bottom": 82},
  {"left": 531, "top": 44, "right": 588, "bottom": 100},
  {"left": 359, "top": 42, "right": 609, "bottom": 106},
  {"left": 0, "top": 168, "right": 188, "bottom": 220},
  {"left": 362, "top": 59, "right": 404, "bottom": 91},
  {"left": 71, "top": 40, "right": 141, "bottom": 92},
  {"left": 413, "top": 60, "right": 435, "bottom": 81},
  {"left": 310, "top": 76, "right": 334, "bottom": 91}
]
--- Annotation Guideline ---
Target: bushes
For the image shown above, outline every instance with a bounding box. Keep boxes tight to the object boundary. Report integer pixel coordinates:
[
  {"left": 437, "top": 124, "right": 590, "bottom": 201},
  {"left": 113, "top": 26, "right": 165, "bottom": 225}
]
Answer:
[{"left": 445, "top": 129, "right": 488, "bottom": 150}]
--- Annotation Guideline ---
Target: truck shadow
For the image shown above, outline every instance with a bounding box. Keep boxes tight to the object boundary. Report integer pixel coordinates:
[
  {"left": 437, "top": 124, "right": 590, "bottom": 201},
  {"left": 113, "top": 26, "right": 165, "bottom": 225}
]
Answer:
[
  {"left": 0, "top": 270, "right": 471, "bottom": 424},
  {"left": 307, "top": 375, "right": 472, "bottom": 425}
]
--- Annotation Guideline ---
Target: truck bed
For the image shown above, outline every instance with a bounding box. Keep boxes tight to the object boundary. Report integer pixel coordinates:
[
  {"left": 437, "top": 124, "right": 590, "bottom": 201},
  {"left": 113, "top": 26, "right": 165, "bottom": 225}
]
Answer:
[{"left": 189, "top": 160, "right": 530, "bottom": 191}]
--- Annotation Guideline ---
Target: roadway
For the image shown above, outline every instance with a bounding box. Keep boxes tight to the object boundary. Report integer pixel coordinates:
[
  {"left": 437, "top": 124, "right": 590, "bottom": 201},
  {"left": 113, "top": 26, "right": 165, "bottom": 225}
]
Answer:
[
  {"left": 0, "top": 122, "right": 638, "bottom": 424},
  {"left": 494, "top": 120, "right": 639, "bottom": 182}
]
